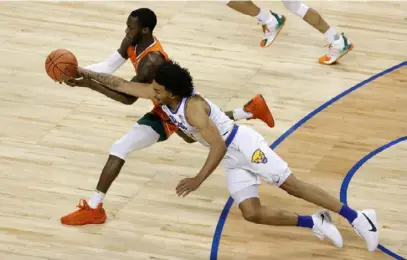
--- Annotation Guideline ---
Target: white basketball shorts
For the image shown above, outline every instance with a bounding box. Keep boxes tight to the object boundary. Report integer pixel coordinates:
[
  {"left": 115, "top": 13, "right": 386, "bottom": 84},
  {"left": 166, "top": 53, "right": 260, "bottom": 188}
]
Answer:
[{"left": 223, "top": 125, "right": 291, "bottom": 204}]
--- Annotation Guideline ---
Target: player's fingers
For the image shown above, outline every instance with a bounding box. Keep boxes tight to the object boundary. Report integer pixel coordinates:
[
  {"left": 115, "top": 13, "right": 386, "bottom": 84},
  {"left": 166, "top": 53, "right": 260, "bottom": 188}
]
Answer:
[
  {"left": 176, "top": 179, "right": 188, "bottom": 189},
  {"left": 176, "top": 183, "right": 184, "bottom": 192},
  {"left": 181, "top": 190, "right": 191, "bottom": 197},
  {"left": 176, "top": 181, "right": 184, "bottom": 190},
  {"left": 176, "top": 188, "right": 185, "bottom": 196},
  {"left": 65, "top": 80, "right": 77, "bottom": 87},
  {"left": 177, "top": 186, "right": 190, "bottom": 196},
  {"left": 176, "top": 186, "right": 183, "bottom": 194}
]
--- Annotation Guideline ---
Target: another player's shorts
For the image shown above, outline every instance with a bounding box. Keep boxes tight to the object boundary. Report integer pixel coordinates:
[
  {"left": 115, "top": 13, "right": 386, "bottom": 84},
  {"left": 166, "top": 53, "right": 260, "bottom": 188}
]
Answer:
[
  {"left": 137, "top": 112, "right": 171, "bottom": 142},
  {"left": 223, "top": 125, "right": 291, "bottom": 204}
]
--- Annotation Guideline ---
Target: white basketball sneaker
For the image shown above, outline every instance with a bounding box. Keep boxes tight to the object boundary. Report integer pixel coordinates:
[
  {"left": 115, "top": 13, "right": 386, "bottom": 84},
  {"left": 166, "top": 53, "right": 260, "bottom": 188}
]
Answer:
[
  {"left": 352, "top": 209, "right": 379, "bottom": 252},
  {"left": 311, "top": 210, "right": 343, "bottom": 248},
  {"left": 319, "top": 33, "right": 354, "bottom": 65},
  {"left": 259, "top": 12, "right": 286, "bottom": 48}
]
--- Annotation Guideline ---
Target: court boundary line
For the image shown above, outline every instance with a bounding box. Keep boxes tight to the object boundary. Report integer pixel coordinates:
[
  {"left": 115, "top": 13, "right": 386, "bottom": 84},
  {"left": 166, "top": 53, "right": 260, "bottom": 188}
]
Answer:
[
  {"left": 340, "top": 136, "right": 407, "bottom": 260},
  {"left": 210, "top": 60, "right": 407, "bottom": 260}
]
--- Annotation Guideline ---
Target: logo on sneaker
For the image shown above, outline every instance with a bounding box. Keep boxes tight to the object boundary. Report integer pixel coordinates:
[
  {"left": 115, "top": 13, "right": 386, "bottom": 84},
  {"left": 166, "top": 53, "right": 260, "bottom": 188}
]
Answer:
[
  {"left": 362, "top": 213, "right": 377, "bottom": 232},
  {"left": 321, "top": 214, "right": 325, "bottom": 224}
]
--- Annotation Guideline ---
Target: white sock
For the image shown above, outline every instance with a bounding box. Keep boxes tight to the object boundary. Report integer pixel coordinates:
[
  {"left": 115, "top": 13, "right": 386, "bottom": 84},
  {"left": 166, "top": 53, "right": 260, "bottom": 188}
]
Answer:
[
  {"left": 256, "top": 9, "right": 277, "bottom": 28},
  {"left": 233, "top": 108, "right": 253, "bottom": 120},
  {"left": 88, "top": 190, "right": 105, "bottom": 209},
  {"left": 324, "top": 27, "right": 340, "bottom": 44}
]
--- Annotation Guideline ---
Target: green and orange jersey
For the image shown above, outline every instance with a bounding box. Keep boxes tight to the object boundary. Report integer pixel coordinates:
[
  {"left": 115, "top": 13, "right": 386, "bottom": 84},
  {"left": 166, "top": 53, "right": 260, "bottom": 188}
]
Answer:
[{"left": 127, "top": 37, "right": 178, "bottom": 137}]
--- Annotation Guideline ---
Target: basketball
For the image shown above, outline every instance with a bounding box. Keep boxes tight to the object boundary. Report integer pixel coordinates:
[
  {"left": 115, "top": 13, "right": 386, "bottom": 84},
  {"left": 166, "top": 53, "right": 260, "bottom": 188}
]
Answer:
[{"left": 45, "top": 49, "right": 78, "bottom": 82}]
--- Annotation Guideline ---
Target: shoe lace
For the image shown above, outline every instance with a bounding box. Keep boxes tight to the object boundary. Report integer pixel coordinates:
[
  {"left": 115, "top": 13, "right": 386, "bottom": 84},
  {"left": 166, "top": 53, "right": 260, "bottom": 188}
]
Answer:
[
  {"left": 76, "top": 199, "right": 88, "bottom": 210},
  {"left": 261, "top": 24, "right": 270, "bottom": 33}
]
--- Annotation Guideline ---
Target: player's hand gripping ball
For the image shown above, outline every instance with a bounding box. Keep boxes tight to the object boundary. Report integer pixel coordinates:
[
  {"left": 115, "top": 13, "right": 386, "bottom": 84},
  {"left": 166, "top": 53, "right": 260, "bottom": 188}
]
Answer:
[{"left": 45, "top": 49, "right": 78, "bottom": 82}]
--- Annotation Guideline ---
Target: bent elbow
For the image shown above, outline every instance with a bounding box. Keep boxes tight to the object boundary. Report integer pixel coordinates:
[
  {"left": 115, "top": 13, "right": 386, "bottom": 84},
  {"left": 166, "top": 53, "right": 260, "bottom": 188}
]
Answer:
[{"left": 219, "top": 142, "right": 227, "bottom": 153}]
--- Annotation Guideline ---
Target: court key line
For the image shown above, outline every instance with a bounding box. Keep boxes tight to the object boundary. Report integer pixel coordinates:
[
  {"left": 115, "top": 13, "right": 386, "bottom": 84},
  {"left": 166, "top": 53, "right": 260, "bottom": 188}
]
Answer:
[{"left": 210, "top": 60, "right": 407, "bottom": 260}]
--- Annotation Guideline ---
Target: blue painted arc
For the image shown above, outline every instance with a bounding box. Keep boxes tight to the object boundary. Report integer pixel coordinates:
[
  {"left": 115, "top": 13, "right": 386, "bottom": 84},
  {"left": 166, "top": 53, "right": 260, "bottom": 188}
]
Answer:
[
  {"left": 210, "top": 61, "right": 407, "bottom": 260},
  {"left": 340, "top": 136, "right": 407, "bottom": 260}
]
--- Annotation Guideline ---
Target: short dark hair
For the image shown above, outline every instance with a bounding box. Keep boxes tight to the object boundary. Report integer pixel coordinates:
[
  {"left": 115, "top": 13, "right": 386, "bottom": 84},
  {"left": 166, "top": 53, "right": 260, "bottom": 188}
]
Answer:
[
  {"left": 130, "top": 8, "right": 157, "bottom": 31},
  {"left": 155, "top": 60, "right": 194, "bottom": 98}
]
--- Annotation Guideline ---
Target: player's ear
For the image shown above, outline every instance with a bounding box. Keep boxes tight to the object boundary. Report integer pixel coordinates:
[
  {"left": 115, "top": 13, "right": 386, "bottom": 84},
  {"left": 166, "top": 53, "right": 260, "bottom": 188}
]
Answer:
[
  {"left": 141, "top": 27, "right": 150, "bottom": 34},
  {"left": 169, "top": 92, "right": 177, "bottom": 100}
]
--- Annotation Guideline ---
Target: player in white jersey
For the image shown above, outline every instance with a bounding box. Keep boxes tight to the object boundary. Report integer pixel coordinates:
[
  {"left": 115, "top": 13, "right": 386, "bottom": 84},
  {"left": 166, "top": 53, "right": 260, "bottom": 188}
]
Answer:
[{"left": 73, "top": 60, "right": 380, "bottom": 252}]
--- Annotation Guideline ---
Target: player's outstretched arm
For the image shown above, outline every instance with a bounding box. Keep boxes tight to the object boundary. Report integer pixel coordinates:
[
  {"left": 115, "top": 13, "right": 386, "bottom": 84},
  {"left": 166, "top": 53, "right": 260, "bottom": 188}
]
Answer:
[
  {"left": 87, "top": 79, "right": 137, "bottom": 104},
  {"left": 77, "top": 68, "right": 154, "bottom": 100},
  {"left": 176, "top": 96, "right": 227, "bottom": 197},
  {"left": 64, "top": 75, "right": 138, "bottom": 105}
]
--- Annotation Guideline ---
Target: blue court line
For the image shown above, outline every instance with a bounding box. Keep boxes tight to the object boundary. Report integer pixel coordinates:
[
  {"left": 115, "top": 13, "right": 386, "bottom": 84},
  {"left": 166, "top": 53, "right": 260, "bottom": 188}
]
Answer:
[
  {"left": 340, "top": 136, "right": 407, "bottom": 260},
  {"left": 210, "top": 60, "right": 407, "bottom": 260}
]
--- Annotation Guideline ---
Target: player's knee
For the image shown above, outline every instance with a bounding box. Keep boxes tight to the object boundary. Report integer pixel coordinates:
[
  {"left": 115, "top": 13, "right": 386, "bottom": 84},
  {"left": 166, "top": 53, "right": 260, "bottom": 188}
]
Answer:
[
  {"left": 241, "top": 208, "right": 262, "bottom": 224},
  {"left": 282, "top": 0, "right": 309, "bottom": 18},
  {"left": 109, "top": 139, "right": 128, "bottom": 160}
]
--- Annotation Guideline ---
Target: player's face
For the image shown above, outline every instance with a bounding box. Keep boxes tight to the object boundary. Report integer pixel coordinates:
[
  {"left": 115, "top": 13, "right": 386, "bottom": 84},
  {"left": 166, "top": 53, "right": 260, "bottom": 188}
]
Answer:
[
  {"left": 126, "top": 16, "right": 143, "bottom": 45},
  {"left": 152, "top": 81, "right": 172, "bottom": 106}
]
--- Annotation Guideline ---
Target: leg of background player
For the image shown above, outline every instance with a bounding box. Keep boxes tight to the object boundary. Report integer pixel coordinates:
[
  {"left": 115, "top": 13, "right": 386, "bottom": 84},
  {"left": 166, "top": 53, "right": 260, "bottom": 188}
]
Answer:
[
  {"left": 225, "top": 1, "right": 286, "bottom": 47},
  {"left": 281, "top": 0, "right": 354, "bottom": 64}
]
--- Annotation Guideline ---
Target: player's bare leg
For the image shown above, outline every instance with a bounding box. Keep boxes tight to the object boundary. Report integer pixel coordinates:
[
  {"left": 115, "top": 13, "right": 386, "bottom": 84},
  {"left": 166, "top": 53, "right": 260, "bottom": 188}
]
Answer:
[
  {"left": 226, "top": 1, "right": 286, "bottom": 47},
  {"left": 280, "top": 174, "right": 343, "bottom": 212},
  {"left": 60, "top": 155, "right": 122, "bottom": 225},
  {"left": 279, "top": 174, "right": 379, "bottom": 251},
  {"left": 239, "top": 197, "right": 298, "bottom": 225},
  {"left": 94, "top": 155, "right": 124, "bottom": 194},
  {"left": 61, "top": 123, "right": 160, "bottom": 226},
  {"left": 237, "top": 193, "right": 343, "bottom": 247},
  {"left": 281, "top": 0, "right": 354, "bottom": 64}
]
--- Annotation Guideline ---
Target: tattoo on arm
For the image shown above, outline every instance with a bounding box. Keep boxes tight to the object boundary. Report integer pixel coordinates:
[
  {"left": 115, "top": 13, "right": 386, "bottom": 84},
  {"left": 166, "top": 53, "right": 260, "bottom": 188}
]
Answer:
[
  {"left": 84, "top": 69, "right": 154, "bottom": 99},
  {"left": 88, "top": 79, "right": 137, "bottom": 104},
  {"left": 87, "top": 71, "right": 129, "bottom": 91}
]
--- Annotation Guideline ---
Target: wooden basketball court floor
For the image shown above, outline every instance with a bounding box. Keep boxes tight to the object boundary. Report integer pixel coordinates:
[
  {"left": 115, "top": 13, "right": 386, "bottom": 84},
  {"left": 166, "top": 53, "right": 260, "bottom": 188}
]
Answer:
[{"left": 0, "top": 1, "right": 406, "bottom": 259}]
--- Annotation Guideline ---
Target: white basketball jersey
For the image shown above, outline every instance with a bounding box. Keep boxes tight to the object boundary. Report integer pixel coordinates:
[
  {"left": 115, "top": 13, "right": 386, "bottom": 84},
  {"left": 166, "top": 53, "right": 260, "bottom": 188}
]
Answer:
[{"left": 161, "top": 93, "right": 234, "bottom": 147}]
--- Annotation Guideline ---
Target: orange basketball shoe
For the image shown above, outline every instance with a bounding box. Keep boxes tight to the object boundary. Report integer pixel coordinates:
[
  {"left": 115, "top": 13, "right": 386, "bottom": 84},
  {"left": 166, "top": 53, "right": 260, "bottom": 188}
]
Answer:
[
  {"left": 60, "top": 199, "right": 106, "bottom": 225},
  {"left": 244, "top": 94, "right": 275, "bottom": 128}
]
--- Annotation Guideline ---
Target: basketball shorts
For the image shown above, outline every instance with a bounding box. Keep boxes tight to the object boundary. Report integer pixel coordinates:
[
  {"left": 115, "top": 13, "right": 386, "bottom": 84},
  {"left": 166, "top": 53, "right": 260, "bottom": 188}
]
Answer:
[
  {"left": 137, "top": 112, "right": 169, "bottom": 142},
  {"left": 223, "top": 125, "right": 291, "bottom": 204}
]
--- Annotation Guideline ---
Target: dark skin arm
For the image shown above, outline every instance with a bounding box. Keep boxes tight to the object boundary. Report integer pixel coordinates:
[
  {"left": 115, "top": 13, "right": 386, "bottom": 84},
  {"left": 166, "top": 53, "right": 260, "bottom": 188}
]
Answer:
[
  {"left": 64, "top": 36, "right": 137, "bottom": 104},
  {"left": 175, "top": 129, "right": 196, "bottom": 143},
  {"left": 65, "top": 76, "right": 138, "bottom": 104},
  {"left": 65, "top": 39, "right": 165, "bottom": 103},
  {"left": 175, "top": 96, "right": 227, "bottom": 197},
  {"left": 74, "top": 51, "right": 166, "bottom": 99},
  {"left": 117, "top": 35, "right": 132, "bottom": 59}
]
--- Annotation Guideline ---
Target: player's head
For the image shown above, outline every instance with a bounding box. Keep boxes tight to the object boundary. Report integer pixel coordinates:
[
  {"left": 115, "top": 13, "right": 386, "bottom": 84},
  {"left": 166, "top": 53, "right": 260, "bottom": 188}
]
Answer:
[
  {"left": 126, "top": 8, "right": 157, "bottom": 45},
  {"left": 152, "top": 60, "right": 194, "bottom": 105}
]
